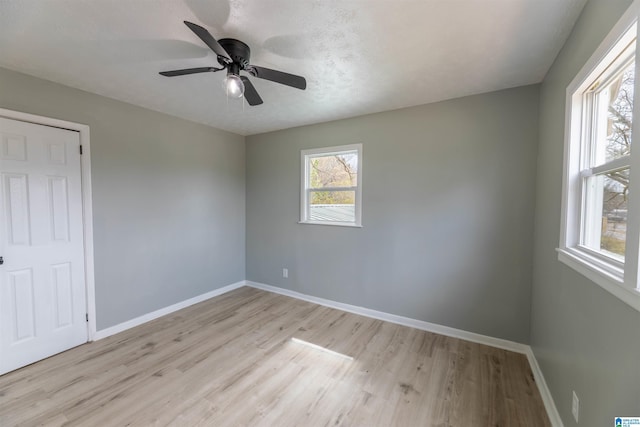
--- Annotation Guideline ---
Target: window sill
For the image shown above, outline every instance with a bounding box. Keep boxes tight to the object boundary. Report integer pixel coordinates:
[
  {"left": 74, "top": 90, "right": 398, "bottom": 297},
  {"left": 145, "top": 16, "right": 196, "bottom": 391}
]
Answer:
[
  {"left": 557, "top": 247, "right": 640, "bottom": 312},
  {"left": 298, "top": 221, "right": 362, "bottom": 228}
]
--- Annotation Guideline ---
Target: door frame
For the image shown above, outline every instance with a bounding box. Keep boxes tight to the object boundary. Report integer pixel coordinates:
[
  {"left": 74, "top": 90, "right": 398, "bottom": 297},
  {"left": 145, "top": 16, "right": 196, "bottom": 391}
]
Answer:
[{"left": 0, "top": 107, "right": 97, "bottom": 341}]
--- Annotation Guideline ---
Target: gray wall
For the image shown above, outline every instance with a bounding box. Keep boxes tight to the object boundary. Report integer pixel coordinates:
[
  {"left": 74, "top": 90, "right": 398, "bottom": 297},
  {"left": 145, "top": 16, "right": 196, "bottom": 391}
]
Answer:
[
  {"left": 0, "top": 67, "right": 246, "bottom": 330},
  {"left": 246, "top": 85, "right": 539, "bottom": 343},
  {"left": 531, "top": 0, "right": 640, "bottom": 425}
]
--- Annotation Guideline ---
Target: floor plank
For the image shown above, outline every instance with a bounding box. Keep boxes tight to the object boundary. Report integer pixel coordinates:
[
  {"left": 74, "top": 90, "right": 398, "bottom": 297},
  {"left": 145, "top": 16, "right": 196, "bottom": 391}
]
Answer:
[{"left": 0, "top": 287, "right": 550, "bottom": 426}]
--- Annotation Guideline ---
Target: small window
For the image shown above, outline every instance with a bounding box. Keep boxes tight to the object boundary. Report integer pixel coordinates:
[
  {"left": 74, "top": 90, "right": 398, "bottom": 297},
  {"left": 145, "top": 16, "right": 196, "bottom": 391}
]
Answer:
[
  {"left": 300, "top": 144, "right": 362, "bottom": 227},
  {"left": 559, "top": 6, "right": 640, "bottom": 312}
]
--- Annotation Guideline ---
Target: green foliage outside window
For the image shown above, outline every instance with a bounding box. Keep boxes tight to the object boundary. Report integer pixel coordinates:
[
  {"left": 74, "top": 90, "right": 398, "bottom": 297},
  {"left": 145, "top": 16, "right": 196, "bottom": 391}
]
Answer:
[{"left": 309, "top": 154, "right": 357, "bottom": 205}]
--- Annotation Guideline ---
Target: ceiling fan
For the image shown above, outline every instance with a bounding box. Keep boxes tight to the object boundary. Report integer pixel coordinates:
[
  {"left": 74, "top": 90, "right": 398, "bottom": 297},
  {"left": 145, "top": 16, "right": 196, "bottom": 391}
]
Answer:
[{"left": 159, "top": 21, "right": 307, "bottom": 106}]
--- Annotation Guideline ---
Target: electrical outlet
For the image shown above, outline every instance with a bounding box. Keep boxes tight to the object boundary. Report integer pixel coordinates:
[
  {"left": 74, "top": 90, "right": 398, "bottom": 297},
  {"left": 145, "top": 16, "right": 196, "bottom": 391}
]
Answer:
[
  {"left": 283, "top": 268, "right": 288, "bottom": 278},
  {"left": 572, "top": 390, "right": 579, "bottom": 423}
]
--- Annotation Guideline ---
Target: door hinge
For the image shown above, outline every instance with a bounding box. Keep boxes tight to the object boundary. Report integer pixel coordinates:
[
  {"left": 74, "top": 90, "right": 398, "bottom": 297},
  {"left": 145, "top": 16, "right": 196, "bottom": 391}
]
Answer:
[
  {"left": 79, "top": 145, "right": 83, "bottom": 155},
  {"left": 86, "top": 313, "right": 89, "bottom": 322}
]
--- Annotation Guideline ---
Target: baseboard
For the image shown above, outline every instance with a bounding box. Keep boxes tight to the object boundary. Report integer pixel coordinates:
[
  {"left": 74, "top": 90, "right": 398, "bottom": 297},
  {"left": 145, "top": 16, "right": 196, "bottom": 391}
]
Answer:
[
  {"left": 93, "top": 280, "right": 246, "bottom": 340},
  {"left": 246, "top": 281, "right": 528, "bottom": 354},
  {"left": 246, "top": 280, "right": 563, "bottom": 427},
  {"left": 526, "top": 348, "right": 565, "bottom": 427}
]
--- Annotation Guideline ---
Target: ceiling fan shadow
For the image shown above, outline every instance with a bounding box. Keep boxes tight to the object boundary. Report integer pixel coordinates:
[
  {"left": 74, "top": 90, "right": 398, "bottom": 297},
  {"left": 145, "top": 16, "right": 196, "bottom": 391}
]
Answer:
[
  {"left": 74, "top": 40, "right": 209, "bottom": 64},
  {"left": 262, "top": 34, "right": 320, "bottom": 60},
  {"left": 185, "top": 0, "right": 230, "bottom": 31}
]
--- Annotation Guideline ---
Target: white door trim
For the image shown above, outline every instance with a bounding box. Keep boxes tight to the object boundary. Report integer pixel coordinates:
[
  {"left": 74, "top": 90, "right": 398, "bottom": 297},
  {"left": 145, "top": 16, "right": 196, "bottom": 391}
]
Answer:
[{"left": 0, "top": 108, "right": 96, "bottom": 341}]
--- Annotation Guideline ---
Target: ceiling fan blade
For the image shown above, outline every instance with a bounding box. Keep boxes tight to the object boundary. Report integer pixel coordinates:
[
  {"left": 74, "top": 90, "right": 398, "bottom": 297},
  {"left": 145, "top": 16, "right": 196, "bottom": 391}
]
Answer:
[
  {"left": 249, "top": 65, "right": 306, "bottom": 90},
  {"left": 184, "top": 21, "right": 230, "bottom": 60},
  {"left": 241, "top": 76, "right": 263, "bottom": 106},
  {"left": 159, "top": 67, "right": 217, "bottom": 77}
]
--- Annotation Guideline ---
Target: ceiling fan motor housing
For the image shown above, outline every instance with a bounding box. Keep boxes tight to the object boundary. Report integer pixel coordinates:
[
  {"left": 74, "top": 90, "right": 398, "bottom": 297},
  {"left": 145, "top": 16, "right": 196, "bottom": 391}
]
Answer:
[{"left": 218, "top": 38, "right": 251, "bottom": 74}]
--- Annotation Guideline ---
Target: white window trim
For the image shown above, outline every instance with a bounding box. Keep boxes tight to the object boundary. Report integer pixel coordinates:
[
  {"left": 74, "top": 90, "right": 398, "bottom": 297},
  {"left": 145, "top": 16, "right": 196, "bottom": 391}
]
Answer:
[
  {"left": 299, "top": 143, "right": 363, "bottom": 227},
  {"left": 558, "top": 0, "right": 640, "bottom": 312}
]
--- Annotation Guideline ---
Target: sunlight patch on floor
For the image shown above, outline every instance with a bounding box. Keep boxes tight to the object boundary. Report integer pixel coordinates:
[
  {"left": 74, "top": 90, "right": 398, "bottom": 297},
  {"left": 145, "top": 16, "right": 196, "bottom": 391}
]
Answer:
[{"left": 290, "top": 337, "right": 354, "bottom": 361}]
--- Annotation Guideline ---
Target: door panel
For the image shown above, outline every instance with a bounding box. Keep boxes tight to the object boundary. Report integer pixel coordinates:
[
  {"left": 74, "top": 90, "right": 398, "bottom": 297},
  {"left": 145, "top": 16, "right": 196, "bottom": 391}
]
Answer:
[
  {"left": 8, "top": 268, "right": 36, "bottom": 342},
  {"left": 52, "top": 262, "right": 73, "bottom": 329},
  {"left": 1, "top": 134, "right": 27, "bottom": 161},
  {"left": 48, "top": 176, "right": 70, "bottom": 242},
  {"left": 4, "top": 173, "right": 31, "bottom": 245},
  {"left": 0, "top": 117, "right": 87, "bottom": 375}
]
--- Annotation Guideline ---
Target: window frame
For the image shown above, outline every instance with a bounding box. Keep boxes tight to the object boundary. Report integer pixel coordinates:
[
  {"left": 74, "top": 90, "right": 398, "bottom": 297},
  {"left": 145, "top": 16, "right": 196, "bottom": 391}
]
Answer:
[
  {"left": 299, "top": 143, "right": 363, "bottom": 227},
  {"left": 559, "top": 1, "right": 640, "bottom": 312}
]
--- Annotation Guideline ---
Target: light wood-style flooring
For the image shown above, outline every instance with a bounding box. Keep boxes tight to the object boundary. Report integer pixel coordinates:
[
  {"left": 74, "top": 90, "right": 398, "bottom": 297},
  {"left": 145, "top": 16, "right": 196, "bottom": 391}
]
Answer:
[{"left": 0, "top": 287, "right": 550, "bottom": 426}]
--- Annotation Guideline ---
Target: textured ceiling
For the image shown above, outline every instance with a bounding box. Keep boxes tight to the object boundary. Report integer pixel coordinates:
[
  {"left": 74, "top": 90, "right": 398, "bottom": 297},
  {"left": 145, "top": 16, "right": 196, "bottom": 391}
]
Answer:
[{"left": 0, "top": 0, "right": 586, "bottom": 136}]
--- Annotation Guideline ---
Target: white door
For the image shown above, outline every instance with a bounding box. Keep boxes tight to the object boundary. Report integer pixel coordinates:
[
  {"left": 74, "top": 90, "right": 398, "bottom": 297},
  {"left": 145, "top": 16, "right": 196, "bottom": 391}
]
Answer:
[{"left": 0, "top": 117, "right": 87, "bottom": 375}]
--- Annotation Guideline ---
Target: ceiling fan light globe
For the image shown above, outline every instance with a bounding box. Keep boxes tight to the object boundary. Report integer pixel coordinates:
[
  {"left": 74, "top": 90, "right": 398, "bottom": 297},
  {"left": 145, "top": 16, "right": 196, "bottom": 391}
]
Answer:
[{"left": 223, "top": 74, "right": 245, "bottom": 98}]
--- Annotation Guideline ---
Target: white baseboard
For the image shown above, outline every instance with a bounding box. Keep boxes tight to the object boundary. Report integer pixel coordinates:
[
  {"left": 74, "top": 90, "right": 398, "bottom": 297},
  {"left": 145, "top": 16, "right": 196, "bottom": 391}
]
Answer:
[
  {"left": 246, "top": 281, "right": 528, "bottom": 353},
  {"left": 246, "top": 280, "right": 563, "bottom": 427},
  {"left": 93, "top": 281, "right": 246, "bottom": 340},
  {"left": 526, "top": 347, "right": 565, "bottom": 427}
]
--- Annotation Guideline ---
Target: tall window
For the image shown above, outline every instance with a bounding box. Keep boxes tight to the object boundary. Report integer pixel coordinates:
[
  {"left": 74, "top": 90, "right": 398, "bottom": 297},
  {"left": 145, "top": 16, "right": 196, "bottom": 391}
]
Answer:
[
  {"left": 581, "top": 42, "right": 634, "bottom": 261},
  {"left": 560, "top": 8, "right": 640, "bottom": 311},
  {"left": 300, "top": 144, "right": 362, "bottom": 227}
]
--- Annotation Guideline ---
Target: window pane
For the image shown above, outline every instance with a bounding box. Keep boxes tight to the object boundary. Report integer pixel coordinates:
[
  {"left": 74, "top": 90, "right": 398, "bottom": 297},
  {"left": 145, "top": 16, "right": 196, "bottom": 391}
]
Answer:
[
  {"left": 598, "top": 61, "right": 634, "bottom": 165},
  {"left": 309, "top": 190, "right": 355, "bottom": 222},
  {"left": 601, "top": 169, "right": 629, "bottom": 256},
  {"left": 583, "top": 169, "right": 629, "bottom": 258},
  {"left": 309, "top": 152, "right": 358, "bottom": 189}
]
